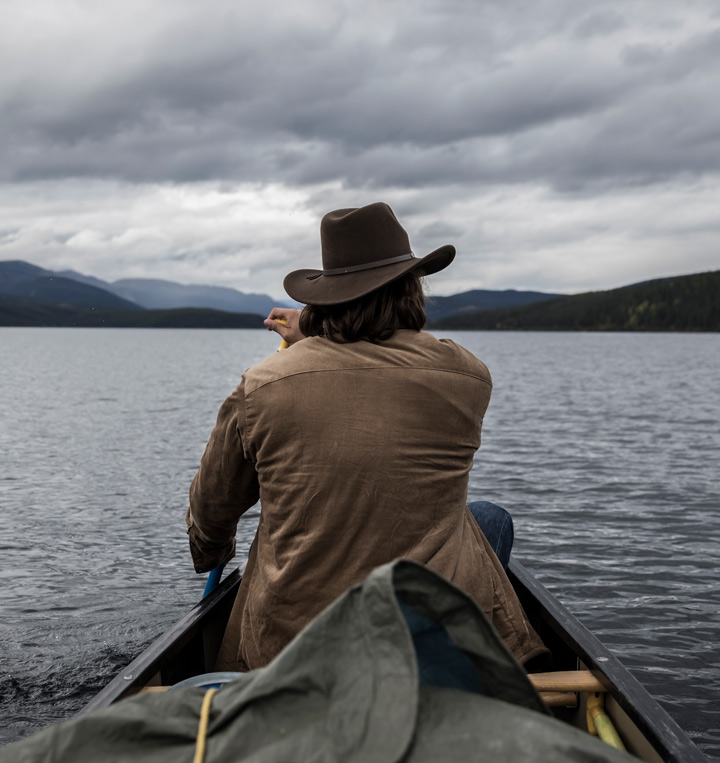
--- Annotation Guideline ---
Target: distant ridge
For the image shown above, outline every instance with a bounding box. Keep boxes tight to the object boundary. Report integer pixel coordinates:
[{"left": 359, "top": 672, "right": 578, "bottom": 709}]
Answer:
[
  {"left": 431, "top": 271, "right": 720, "bottom": 332},
  {"left": 55, "top": 268, "right": 122, "bottom": 293},
  {"left": 1, "top": 261, "right": 52, "bottom": 281},
  {"left": 0, "top": 259, "right": 272, "bottom": 327},
  {"left": 108, "top": 278, "right": 280, "bottom": 315},
  {"left": 0, "top": 260, "right": 141, "bottom": 311},
  {"left": 2, "top": 259, "right": 717, "bottom": 330},
  {"left": 0, "top": 260, "right": 286, "bottom": 326},
  {"left": 425, "top": 288, "right": 559, "bottom": 321},
  {"left": 55, "top": 268, "right": 284, "bottom": 315},
  {"left": 0, "top": 296, "right": 264, "bottom": 328}
]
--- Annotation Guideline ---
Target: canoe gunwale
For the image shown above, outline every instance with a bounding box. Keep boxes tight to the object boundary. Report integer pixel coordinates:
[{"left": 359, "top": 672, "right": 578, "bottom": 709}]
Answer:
[
  {"left": 79, "top": 561, "right": 705, "bottom": 763},
  {"left": 79, "top": 569, "right": 243, "bottom": 715},
  {"left": 507, "top": 559, "right": 705, "bottom": 763}
]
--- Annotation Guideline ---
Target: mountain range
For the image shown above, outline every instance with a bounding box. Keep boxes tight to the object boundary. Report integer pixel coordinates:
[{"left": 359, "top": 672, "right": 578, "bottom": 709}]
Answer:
[
  {"left": 0, "top": 260, "right": 560, "bottom": 326},
  {"left": 1, "top": 261, "right": 284, "bottom": 315},
  {"left": 1, "top": 259, "right": 716, "bottom": 331},
  {"left": 0, "top": 261, "right": 141, "bottom": 311}
]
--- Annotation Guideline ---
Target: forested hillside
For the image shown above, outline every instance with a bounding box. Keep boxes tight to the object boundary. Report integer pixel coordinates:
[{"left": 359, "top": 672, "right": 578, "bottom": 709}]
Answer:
[
  {"left": 0, "top": 297, "right": 264, "bottom": 328},
  {"left": 424, "top": 288, "right": 558, "bottom": 321},
  {"left": 3, "top": 258, "right": 717, "bottom": 330},
  {"left": 431, "top": 271, "right": 720, "bottom": 331}
]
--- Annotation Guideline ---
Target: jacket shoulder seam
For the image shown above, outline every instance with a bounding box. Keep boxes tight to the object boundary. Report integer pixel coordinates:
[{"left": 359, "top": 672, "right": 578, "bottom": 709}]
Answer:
[{"left": 246, "top": 366, "right": 492, "bottom": 396}]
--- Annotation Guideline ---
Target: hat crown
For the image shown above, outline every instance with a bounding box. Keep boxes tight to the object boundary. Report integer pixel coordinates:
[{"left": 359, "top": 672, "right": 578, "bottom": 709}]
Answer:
[
  {"left": 320, "top": 203, "right": 412, "bottom": 271},
  {"left": 283, "top": 200, "right": 455, "bottom": 306}
]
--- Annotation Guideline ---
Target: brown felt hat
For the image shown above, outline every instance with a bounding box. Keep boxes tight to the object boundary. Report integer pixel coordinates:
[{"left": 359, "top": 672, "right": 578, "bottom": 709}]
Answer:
[{"left": 284, "top": 202, "right": 455, "bottom": 305}]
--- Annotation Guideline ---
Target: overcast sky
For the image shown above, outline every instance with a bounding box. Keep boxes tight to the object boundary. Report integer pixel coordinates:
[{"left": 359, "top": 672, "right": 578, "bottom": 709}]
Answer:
[{"left": 1, "top": 0, "right": 718, "bottom": 299}]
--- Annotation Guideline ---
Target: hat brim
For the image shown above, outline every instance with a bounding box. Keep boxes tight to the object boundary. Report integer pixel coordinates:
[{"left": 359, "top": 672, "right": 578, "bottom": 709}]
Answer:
[{"left": 284, "top": 245, "right": 455, "bottom": 306}]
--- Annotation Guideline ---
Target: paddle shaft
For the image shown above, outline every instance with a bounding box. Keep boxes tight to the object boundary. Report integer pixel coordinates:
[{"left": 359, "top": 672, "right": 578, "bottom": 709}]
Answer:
[
  {"left": 275, "top": 317, "right": 289, "bottom": 349},
  {"left": 203, "top": 563, "right": 225, "bottom": 598}
]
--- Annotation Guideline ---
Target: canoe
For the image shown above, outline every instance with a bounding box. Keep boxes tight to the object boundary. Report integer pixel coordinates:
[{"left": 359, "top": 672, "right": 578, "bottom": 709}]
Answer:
[{"left": 81, "top": 560, "right": 704, "bottom": 762}]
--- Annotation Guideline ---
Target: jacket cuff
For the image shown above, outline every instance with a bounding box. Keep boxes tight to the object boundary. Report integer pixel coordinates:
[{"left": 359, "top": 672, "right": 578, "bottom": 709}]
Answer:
[{"left": 186, "top": 509, "right": 237, "bottom": 573}]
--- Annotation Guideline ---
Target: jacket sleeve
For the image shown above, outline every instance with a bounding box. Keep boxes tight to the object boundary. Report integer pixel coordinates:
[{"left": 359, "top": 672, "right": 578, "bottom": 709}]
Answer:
[{"left": 186, "top": 380, "right": 260, "bottom": 573}]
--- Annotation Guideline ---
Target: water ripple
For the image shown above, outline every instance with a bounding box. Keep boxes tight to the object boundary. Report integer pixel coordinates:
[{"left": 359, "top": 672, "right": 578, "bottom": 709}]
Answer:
[{"left": 0, "top": 328, "right": 718, "bottom": 758}]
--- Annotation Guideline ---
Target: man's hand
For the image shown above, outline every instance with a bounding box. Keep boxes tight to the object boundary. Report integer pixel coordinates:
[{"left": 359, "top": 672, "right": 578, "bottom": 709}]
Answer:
[{"left": 264, "top": 308, "right": 306, "bottom": 346}]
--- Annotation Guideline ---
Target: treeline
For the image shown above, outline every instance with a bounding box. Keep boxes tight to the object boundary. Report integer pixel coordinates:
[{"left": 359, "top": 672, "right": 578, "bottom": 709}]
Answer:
[
  {"left": 431, "top": 271, "right": 720, "bottom": 332},
  {"left": 0, "top": 297, "right": 265, "bottom": 328},
  {"left": 3, "top": 269, "right": 718, "bottom": 331}
]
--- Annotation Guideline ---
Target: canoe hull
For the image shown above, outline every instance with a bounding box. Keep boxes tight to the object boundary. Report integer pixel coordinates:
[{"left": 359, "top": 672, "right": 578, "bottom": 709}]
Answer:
[{"left": 81, "top": 561, "right": 704, "bottom": 763}]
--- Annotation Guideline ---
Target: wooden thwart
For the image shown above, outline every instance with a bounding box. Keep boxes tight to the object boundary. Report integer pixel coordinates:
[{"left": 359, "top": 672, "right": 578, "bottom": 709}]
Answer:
[
  {"left": 539, "top": 691, "right": 578, "bottom": 708},
  {"left": 139, "top": 670, "right": 605, "bottom": 702},
  {"left": 529, "top": 670, "right": 605, "bottom": 694},
  {"left": 140, "top": 671, "right": 604, "bottom": 699}
]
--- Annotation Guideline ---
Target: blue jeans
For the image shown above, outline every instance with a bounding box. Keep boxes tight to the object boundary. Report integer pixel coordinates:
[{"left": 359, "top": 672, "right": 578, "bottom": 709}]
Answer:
[{"left": 467, "top": 501, "right": 514, "bottom": 569}]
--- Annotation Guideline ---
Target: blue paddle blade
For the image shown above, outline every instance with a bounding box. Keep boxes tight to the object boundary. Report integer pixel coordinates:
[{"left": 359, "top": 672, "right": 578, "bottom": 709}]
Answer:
[{"left": 203, "top": 564, "right": 225, "bottom": 598}]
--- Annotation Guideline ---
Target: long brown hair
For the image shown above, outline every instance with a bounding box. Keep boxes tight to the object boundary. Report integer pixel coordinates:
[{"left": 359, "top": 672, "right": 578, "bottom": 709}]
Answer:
[{"left": 299, "top": 272, "right": 426, "bottom": 343}]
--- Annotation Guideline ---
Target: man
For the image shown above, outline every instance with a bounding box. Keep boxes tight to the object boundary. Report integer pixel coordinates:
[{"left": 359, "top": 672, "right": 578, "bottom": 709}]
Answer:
[{"left": 187, "top": 202, "right": 546, "bottom": 671}]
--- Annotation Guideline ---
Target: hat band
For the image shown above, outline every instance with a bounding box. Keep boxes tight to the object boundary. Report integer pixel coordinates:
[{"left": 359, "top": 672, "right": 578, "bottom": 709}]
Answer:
[{"left": 308, "top": 252, "right": 415, "bottom": 280}]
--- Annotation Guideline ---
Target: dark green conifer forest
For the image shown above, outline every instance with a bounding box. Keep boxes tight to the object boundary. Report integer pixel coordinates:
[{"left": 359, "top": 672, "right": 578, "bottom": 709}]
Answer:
[{"left": 431, "top": 271, "right": 720, "bottom": 332}]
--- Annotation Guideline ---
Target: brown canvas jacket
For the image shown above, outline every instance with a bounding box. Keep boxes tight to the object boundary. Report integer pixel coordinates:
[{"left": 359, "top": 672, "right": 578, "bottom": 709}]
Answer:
[{"left": 186, "top": 330, "right": 547, "bottom": 669}]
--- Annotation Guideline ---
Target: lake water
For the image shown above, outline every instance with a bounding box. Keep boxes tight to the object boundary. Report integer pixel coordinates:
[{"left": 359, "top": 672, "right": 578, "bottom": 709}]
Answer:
[{"left": 0, "top": 328, "right": 718, "bottom": 759}]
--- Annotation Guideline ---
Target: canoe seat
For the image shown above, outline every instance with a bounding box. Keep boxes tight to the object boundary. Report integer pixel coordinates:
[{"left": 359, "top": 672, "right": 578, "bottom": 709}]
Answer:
[{"left": 528, "top": 670, "right": 606, "bottom": 708}]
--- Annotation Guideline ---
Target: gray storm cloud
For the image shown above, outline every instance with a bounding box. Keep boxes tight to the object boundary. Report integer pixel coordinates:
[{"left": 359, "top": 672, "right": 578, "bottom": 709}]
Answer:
[
  {"left": 0, "top": 0, "right": 718, "bottom": 295},
  {"left": 4, "top": 1, "right": 719, "bottom": 188}
]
